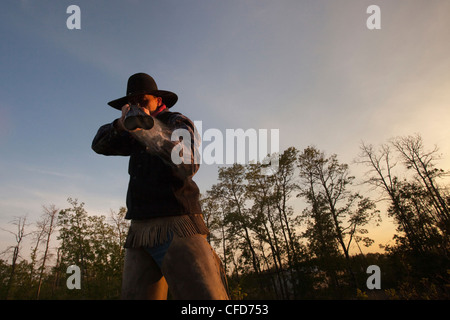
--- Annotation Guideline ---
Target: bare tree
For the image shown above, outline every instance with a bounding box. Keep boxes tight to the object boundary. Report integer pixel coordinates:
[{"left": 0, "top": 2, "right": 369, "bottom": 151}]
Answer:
[
  {"left": 359, "top": 136, "right": 449, "bottom": 254},
  {"left": 1, "top": 216, "right": 29, "bottom": 299},
  {"left": 391, "top": 134, "right": 450, "bottom": 229},
  {"left": 358, "top": 142, "right": 425, "bottom": 252},
  {"left": 35, "top": 205, "right": 58, "bottom": 299}
]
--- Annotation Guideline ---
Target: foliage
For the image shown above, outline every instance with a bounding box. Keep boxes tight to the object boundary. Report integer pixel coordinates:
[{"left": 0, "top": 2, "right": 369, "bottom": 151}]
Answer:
[{"left": 0, "top": 202, "right": 128, "bottom": 299}]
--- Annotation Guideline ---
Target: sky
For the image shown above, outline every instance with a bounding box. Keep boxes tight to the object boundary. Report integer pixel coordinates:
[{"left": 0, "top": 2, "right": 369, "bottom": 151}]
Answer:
[{"left": 1, "top": 0, "right": 449, "bottom": 256}]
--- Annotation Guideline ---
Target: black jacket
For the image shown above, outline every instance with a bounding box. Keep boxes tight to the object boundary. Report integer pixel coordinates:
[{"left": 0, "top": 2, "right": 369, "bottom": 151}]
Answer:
[{"left": 92, "top": 110, "right": 202, "bottom": 220}]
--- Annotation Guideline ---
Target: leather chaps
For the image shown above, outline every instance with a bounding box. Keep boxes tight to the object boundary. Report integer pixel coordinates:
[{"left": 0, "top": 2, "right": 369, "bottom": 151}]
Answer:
[{"left": 121, "top": 234, "right": 229, "bottom": 300}]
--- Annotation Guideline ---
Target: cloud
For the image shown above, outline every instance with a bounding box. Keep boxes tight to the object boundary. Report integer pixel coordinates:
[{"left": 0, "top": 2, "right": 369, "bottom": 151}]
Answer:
[{"left": 21, "top": 165, "right": 88, "bottom": 181}]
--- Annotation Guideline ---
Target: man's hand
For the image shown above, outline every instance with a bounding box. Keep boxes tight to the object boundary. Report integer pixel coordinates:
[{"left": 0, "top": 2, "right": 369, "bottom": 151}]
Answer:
[
  {"left": 113, "top": 104, "right": 133, "bottom": 132},
  {"left": 117, "top": 104, "right": 131, "bottom": 131}
]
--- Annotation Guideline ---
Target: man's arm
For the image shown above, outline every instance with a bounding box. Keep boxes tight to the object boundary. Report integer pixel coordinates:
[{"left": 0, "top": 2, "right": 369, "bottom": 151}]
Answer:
[{"left": 91, "top": 119, "right": 134, "bottom": 156}]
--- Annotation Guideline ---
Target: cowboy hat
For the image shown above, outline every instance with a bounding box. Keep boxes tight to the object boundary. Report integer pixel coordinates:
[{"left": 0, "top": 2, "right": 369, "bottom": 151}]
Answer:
[{"left": 108, "top": 73, "right": 178, "bottom": 110}]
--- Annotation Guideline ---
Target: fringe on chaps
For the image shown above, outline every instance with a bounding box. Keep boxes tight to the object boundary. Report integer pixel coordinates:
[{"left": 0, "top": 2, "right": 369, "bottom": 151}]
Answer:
[{"left": 124, "top": 214, "right": 210, "bottom": 248}]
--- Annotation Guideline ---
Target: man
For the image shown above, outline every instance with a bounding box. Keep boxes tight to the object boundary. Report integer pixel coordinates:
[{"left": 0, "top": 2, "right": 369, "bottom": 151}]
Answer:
[{"left": 92, "top": 73, "right": 228, "bottom": 300}]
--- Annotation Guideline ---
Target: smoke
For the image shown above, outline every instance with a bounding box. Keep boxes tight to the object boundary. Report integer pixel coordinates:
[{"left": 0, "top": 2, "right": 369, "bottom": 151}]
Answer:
[{"left": 130, "top": 116, "right": 175, "bottom": 157}]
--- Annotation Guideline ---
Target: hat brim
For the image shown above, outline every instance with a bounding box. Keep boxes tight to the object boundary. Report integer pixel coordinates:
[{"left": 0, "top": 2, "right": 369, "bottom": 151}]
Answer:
[{"left": 107, "top": 90, "right": 178, "bottom": 110}]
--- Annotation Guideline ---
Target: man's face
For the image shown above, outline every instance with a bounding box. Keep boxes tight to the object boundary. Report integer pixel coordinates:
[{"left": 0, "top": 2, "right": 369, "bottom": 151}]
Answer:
[{"left": 128, "top": 94, "right": 162, "bottom": 115}]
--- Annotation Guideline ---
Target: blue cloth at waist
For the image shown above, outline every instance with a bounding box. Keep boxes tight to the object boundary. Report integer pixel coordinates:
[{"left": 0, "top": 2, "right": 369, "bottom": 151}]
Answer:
[{"left": 144, "top": 233, "right": 174, "bottom": 268}]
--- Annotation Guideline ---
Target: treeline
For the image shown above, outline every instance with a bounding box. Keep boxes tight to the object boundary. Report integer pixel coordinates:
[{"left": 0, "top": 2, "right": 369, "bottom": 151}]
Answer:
[
  {"left": 202, "top": 134, "right": 449, "bottom": 299},
  {"left": 0, "top": 200, "right": 129, "bottom": 300},
  {"left": 1, "top": 134, "right": 449, "bottom": 299}
]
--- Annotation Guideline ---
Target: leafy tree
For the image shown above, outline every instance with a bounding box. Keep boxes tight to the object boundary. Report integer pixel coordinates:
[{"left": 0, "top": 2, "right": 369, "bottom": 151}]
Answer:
[
  {"left": 55, "top": 198, "right": 128, "bottom": 299},
  {"left": 201, "top": 187, "right": 231, "bottom": 275},
  {"left": 297, "top": 146, "right": 379, "bottom": 289},
  {"left": 246, "top": 161, "right": 288, "bottom": 298},
  {"left": 216, "top": 164, "right": 261, "bottom": 275}
]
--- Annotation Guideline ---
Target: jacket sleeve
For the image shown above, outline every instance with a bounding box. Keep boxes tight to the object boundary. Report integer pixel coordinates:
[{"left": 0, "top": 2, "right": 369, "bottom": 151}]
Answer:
[
  {"left": 129, "top": 114, "right": 200, "bottom": 178},
  {"left": 91, "top": 120, "right": 134, "bottom": 156}
]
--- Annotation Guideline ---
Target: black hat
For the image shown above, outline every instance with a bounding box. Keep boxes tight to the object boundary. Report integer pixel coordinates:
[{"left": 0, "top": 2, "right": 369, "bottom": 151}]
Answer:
[{"left": 108, "top": 73, "right": 178, "bottom": 110}]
